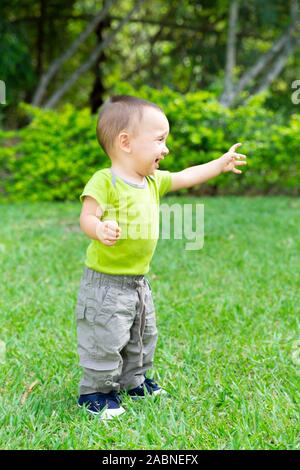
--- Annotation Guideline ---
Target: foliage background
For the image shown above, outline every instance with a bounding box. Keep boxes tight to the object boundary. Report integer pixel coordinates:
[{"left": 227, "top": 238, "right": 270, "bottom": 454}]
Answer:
[
  {"left": 1, "top": 0, "right": 300, "bottom": 199},
  {"left": 1, "top": 83, "right": 300, "bottom": 200}
]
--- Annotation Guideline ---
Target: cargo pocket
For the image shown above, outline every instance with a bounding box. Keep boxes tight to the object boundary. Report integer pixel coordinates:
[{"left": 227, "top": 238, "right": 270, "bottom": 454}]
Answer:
[
  {"left": 75, "top": 284, "right": 110, "bottom": 323},
  {"left": 93, "top": 286, "right": 117, "bottom": 328},
  {"left": 76, "top": 302, "right": 86, "bottom": 320},
  {"left": 76, "top": 301, "right": 98, "bottom": 323}
]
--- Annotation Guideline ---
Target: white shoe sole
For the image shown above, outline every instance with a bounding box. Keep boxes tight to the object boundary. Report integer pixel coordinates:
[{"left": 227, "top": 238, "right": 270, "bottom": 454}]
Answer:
[
  {"left": 153, "top": 388, "right": 168, "bottom": 395},
  {"left": 78, "top": 404, "right": 126, "bottom": 420},
  {"left": 130, "top": 388, "right": 168, "bottom": 399}
]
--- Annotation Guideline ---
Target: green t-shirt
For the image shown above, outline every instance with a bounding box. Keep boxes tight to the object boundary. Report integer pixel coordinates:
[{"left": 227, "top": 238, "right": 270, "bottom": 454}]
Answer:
[{"left": 80, "top": 168, "right": 172, "bottom": 275}]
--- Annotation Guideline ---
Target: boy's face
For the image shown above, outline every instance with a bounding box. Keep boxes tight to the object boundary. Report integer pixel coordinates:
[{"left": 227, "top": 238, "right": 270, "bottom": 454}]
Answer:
[{"left": 120, "top": 107, "right": 170, "bottom": 176}]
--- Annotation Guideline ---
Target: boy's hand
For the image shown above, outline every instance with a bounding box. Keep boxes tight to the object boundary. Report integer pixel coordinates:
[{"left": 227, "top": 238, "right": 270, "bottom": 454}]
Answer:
[
  {"left": 96, "top": 220, "right": 122, "bottom": 246},
  {"left": 218, "top": 143, "right": 247, "bottom": 174}
]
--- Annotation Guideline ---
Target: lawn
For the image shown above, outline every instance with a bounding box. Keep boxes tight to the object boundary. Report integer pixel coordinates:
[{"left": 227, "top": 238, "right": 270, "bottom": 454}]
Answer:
[{"left": 0, "top": 196, "right": 299, "bottom": 450}]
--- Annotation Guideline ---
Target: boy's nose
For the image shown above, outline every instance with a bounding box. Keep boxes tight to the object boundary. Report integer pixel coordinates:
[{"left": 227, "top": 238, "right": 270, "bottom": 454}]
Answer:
[{"left": 162, "top": 145, "right": 169, "bottom": 156}]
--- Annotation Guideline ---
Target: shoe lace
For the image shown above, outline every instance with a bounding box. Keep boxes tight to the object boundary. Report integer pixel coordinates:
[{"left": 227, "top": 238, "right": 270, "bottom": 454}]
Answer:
[
  {"left": 143, "top": 380, "right": 154, "bottom": 394},
  {"left": 107, "top": 390, "right": 121, "bottom": 404},
  {"left": 145, "top": 377, "right": 157, "bottom": 388}
]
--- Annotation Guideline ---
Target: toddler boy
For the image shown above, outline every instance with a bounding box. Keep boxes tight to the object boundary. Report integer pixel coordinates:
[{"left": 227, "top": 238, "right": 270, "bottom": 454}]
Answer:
[{"left": 76, "top": 95, "right": 247, "bottom": 420}]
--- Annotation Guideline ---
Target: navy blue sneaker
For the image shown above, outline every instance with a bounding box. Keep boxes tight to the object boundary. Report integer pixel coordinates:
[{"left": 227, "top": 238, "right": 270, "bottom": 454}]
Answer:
[
  {"left": 78, "top": 391, "right": 126, "bottom": 420},
  {"left": 127, "top": 376, "right": 167, "bottom": 399},
  {"left": 144, "top": 376, "right": 167, "bottom": 395}
]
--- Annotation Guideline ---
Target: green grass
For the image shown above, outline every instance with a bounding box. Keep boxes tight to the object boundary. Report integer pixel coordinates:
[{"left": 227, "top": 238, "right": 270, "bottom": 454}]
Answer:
[{"left": 0, "top": 196, "right": 299, "bottom": 450}]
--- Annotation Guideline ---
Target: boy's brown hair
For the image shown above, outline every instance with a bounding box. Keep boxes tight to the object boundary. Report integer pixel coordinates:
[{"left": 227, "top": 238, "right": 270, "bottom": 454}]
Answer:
[{"left": 96, "top": 95, "right": 163, "bottom": 156}]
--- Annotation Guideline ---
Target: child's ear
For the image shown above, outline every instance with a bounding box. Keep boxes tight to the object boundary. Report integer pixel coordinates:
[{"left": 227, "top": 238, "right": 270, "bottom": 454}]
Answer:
[{"left": 118, "top": 131, "right": 131, "bottom": 153}]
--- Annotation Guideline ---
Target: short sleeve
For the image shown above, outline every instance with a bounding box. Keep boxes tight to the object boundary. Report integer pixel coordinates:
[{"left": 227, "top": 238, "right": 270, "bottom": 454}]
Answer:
[
  {"left": 79, "top": 170, "right": 111, "bottom": 211},
  {"left": 154, "top": 170, "right": 172, "bottom": 198}
]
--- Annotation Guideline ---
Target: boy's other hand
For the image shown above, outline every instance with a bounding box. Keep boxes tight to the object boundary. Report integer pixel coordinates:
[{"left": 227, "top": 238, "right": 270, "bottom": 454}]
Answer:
[
  {"left": 96, "top": 220, "right": 122, "bottom": 246},
  {"left": 218, "top": 143, "right": 247, "bottom": 174}
]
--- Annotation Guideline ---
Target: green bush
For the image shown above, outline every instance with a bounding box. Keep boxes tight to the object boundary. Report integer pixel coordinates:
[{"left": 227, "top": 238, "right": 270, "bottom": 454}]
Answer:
[
  {"left": 0, "top": 84, "right": 300, "bottom": 201},
  {"left": 0, "top": 104, "right": 107, "bottom": 202}
]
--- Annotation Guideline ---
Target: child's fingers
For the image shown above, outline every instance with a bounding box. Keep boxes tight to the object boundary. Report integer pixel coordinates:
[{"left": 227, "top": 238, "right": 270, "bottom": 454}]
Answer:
[
  {"left": 105, "top": 220, "right": 120, "bottom": 230},
  {"left": 229, "top": 142, "right": 242, "bottom": 152},
  {"left": 106, "top": 237, "right": 119, "bottom": 242},
  {"left": 105, "top": 229, "right": 121, "bottom": 241},
  {"left": 104, "top": 237, "right": 117, "bottom": 242},
  {"left": 232, "top": 153, "right": 247, "bottom": 159},
  {"left": 104, "top": 232, "right": 120, "bottom": 241},
  {"left": 105, "top": 228, "right": 120, "bottom": 238},
  {"left": 232, "top": 168, "right": 242, "bottom": 174},
  {"left": 103, "top": 223, "right": 121, "bottom": 237},
  {"left": 234, "top": 160, "right": 247, "bottom": 166},
  {"left": 103, "top": 238, "right": 117, "bottom": 245}
]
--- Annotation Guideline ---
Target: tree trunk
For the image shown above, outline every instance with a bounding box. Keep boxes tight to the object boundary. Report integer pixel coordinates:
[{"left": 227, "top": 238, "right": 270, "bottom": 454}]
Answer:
[
  {"left": 36, "top": 0, "right": 47, "bottom": 77},
  {"left": 43, "top": 0, "right": 145, "bottom": 109},
  {"left": 220, "top": 0, "right": 239, "bottom": 106},
  {"left": 252, "top": 37, "right": 300, "bottom": 96},
  {"left": 246, "top": 0, "right": 300, "bottom": 100},
  {"left": 235, "top": 26, "right": 296, "bottom": 95},
  {"left": 89, "top": 12, "right": 111, "bottom": 113},
  {"left": 32, "top": 0, "right": 115, "bottom": 106},
  {"left": 220, "top": 0, "right": 300, "bottom": 107}
]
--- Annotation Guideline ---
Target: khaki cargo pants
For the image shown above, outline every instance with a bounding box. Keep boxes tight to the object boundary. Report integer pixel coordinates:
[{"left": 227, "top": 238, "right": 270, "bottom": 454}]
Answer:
[{"left": 75, "top": 267, "right": 158, "bottom": 395}]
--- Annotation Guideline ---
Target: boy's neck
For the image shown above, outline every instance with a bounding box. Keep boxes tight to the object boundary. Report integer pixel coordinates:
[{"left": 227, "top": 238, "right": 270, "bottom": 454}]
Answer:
[{"left": 110, "top": 165, "right": 146, "bottom": 185}]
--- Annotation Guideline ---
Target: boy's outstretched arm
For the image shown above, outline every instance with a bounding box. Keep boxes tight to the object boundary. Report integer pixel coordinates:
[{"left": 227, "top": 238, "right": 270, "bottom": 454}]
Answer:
[{"left": 170, "top": 143, "right": 247, "bottom": 192}]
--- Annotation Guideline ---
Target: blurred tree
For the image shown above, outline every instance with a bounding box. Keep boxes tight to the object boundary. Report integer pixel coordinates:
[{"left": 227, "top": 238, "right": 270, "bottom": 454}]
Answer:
[
  {"left": 220, "top": 0, "right": 300, "bottom": 107},
  {"left": 0, "top": 0, "right": 299, "bottom": 128},
  {"left": 89, "top": 2, "right": 112, "bottom": 113},
  {"left": 32, "top": 0, "right": 115, "bottom": 106},
  {"left": 43, "top": 0, "right": 145, "bottom": 108}
]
